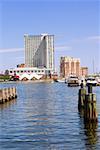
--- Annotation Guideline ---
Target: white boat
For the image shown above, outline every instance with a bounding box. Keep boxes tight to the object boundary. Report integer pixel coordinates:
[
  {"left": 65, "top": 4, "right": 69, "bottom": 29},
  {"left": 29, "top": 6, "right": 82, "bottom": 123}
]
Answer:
[
  {"left": 96, "top": 77, "right": 100, "bottom": 86},
  {"left": 57, "top": 79, "right": 65, "bottom": 83},
  {"left": 54, "top": 78, "right": 65, "bottom": 83},
  {"left": 86, "top": 77, "right": 98, "bottom": 86},
  {"left": 67, "top": 75, "right": 80, "bottom": 86}
]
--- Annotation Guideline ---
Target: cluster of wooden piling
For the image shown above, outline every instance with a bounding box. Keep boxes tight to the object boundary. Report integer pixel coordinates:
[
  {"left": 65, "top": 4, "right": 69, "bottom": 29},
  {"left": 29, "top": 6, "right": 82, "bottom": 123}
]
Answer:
[
  {"left": 0, "top": 87, "right": 17, "bottom": 104},
  {"left": 78, "top": 82, "right": 98, "bottom": 122}
]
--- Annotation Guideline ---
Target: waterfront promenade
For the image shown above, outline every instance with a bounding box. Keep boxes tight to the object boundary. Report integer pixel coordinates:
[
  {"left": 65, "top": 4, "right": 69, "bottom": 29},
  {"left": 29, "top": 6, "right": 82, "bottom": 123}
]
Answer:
[{"left": 0, "top": 82, "right": 100, "bottom": 150}]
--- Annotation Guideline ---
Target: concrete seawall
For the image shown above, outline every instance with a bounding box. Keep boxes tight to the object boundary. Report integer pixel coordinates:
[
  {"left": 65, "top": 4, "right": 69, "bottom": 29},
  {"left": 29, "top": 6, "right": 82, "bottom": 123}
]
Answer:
[{"left": 0, "top": 87, "right": 17, "bottom": 104}]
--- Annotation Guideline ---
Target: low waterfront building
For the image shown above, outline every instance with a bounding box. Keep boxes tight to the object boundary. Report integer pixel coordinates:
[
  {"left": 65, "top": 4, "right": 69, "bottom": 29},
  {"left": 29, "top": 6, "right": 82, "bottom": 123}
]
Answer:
[{"left": 9, "top": 67, "right": 54, "bottom": 80}]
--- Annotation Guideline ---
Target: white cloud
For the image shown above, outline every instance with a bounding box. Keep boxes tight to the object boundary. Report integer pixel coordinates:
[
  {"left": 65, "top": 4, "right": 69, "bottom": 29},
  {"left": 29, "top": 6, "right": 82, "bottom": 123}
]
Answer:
[
  {"left": 0, "top": 46, "right": 72, "bottom": 53},
  {"left": 55, "top": 45, "right": 72, "bottom": 51},
  {"left": 72, "top": 35, "right": 100, "bottom": 43},
  {"left": 15, "top": 56, "right": 24, "bottom": 60},
  {"left": 87, "top": 36, "right": 100, "bottom": 41},
  {"left": 0, "top": 48, "right": 24, "bottom": 53},
  {"left": 13, "top": 56, "right": 24, "bottom": 64}
]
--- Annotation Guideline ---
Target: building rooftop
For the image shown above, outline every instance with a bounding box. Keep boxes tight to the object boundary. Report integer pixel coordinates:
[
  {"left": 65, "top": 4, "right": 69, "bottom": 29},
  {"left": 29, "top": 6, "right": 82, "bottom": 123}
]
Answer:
[
  {"left": 24, "top": 33, "right": 54, "bottom": 37},
  {"left": 9, "top": 67, "right": 53, "bottom": 71},
  {"left": 61, "top": 56, "right": 80, "bottom": 61}
]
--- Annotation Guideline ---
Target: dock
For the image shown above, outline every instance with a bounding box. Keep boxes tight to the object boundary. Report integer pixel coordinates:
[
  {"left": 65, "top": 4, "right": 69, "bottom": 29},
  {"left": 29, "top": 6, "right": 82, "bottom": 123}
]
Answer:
[{"left": 0, "top": 87, "right": 17, "bottom": 104}]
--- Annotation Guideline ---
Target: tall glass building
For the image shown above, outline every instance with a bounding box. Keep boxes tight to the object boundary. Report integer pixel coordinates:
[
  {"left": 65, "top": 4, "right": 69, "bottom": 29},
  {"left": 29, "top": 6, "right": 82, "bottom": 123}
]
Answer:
[{"left": 24, "top": 34, "right": 54, "bottom": 70}]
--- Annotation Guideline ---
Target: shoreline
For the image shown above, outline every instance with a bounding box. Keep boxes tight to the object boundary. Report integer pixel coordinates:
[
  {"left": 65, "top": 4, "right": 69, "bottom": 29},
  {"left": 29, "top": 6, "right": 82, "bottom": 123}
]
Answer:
[{"left": 0, "top": 79, "right": 54, "bottom": 84}]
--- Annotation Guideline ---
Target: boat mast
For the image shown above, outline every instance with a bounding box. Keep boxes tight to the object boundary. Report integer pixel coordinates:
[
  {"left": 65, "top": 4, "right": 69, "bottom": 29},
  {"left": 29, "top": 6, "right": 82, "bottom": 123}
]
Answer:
[{"left": 93, "top": 59, "right": 95, "bottom": 75}]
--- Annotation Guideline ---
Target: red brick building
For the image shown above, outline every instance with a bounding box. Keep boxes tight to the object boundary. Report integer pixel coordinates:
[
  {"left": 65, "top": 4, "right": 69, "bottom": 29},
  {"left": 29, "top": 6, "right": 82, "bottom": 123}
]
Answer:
[{"left": 60, "top": 56, "right": 80, "bottom": 77}]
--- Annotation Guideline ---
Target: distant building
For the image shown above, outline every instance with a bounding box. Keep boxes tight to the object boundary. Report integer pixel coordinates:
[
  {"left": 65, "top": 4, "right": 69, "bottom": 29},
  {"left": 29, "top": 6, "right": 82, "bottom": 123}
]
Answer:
[
  {"left": 24, "top": 33, "right": 54, "bottom": 70},
  {"left": 80, "top": 67, "right": 88, "bottom": 77},
  {"left": 9, "top": 67, "right": 54, "bottom": 80},
  {"left": 17, "top": 64, "right": 25, "bottom": 68},
  {"left": 60, "top": 56, "right": 80, "bottom": 77},
  {"left": 4, "top": 69, "right": 9, "bottom": 75},
  {"left": 9, "top": 33, "right": 55, "bottom": 81}
]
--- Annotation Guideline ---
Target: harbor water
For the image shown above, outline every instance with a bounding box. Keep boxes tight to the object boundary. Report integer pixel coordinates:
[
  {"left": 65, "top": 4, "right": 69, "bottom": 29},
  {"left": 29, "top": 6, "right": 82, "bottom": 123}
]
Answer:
[{"left": 0, "top": 82, "right": 100, "bottom": 150}]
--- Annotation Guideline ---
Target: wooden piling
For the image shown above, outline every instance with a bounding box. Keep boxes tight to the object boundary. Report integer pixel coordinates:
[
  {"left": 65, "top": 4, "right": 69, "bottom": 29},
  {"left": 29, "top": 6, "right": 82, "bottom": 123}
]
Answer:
[
  {"left": 78, "top": 82, "right": 98, "bottom": 122},
  {"left": 84, "top": 120, "right": 98, "bottom": 145},
  {"left": 0, "top": 87, "right": 17, "bottom": 104},
  {"left": 12, "top": 87, "right": 17, "bottom": 98},
  {"left": 8, "top": 88, "right": 13, "bottom": 100},
  {"left": 78, "top": 88, "right": 86, "bottom": 110},
  {"left": 78, "top": 80, "right": 86, "bottom": 110},
  {"left": 84, "top": 85, "right": 98, "bottom": 122}
]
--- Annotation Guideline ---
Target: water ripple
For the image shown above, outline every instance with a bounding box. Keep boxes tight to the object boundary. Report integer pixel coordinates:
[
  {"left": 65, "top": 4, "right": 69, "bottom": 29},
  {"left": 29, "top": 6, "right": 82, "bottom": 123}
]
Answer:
[{"left": 0, "top": 82, "right": 100, "bottom": 150}]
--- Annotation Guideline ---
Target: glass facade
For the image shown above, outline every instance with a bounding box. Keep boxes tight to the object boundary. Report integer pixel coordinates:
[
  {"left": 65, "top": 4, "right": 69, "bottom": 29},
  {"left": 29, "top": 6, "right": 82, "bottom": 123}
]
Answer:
[{"left": 24, "top": 34, "right": 54, "bottom": 70}]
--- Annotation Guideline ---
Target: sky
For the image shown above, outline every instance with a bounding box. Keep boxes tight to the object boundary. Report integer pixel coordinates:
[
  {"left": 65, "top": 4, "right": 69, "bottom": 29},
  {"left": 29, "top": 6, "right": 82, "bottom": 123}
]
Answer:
[{"left": 0, "top": 0, "right": 100, "bottom": 74}]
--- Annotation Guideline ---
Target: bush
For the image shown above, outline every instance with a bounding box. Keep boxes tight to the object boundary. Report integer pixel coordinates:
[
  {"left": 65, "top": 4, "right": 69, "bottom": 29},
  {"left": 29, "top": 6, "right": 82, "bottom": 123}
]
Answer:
[{"left": 0, "top": 75, "right": 10, "bottom": 80}]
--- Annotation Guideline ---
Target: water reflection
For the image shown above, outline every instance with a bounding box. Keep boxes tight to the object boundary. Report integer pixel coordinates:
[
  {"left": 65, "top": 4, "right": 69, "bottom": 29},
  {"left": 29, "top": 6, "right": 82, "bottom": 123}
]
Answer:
[
  {"left": 0, "top": 83, "right": 100, "bottom": 150},
  {"left": 79, "top": 109, "right": 98, "bottom": 149},
  {"left": 84, "top": 121, "right": 98, "bottom": 146},
  {"left": 0, "top": 99, "right": 17, "bottom": 110}
]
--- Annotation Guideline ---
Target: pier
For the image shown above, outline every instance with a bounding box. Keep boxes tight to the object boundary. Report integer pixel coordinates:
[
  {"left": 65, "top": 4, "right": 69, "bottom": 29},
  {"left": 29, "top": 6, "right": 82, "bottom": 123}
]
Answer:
[
  {"left": 78, "top": 82, "right": 98, "bottom": 122},
  {"left": 0, "top": 87, "right": 17, "bottom": 104}
]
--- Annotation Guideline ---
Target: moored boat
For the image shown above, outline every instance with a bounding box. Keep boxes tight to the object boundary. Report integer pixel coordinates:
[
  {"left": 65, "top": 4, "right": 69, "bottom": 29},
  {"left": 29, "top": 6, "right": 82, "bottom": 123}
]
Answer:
[
  {"left": 96, "top": 77, "right": 100, "bottom": 86},
  {"left": 54, "top": 78, "right": 65, "bottom": 83},
  {"left": 86, "top": 77, "right": 98, "bottom": 86},
  {"left": 67, "top": 75, "right": 80, "bottom": 87}
]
